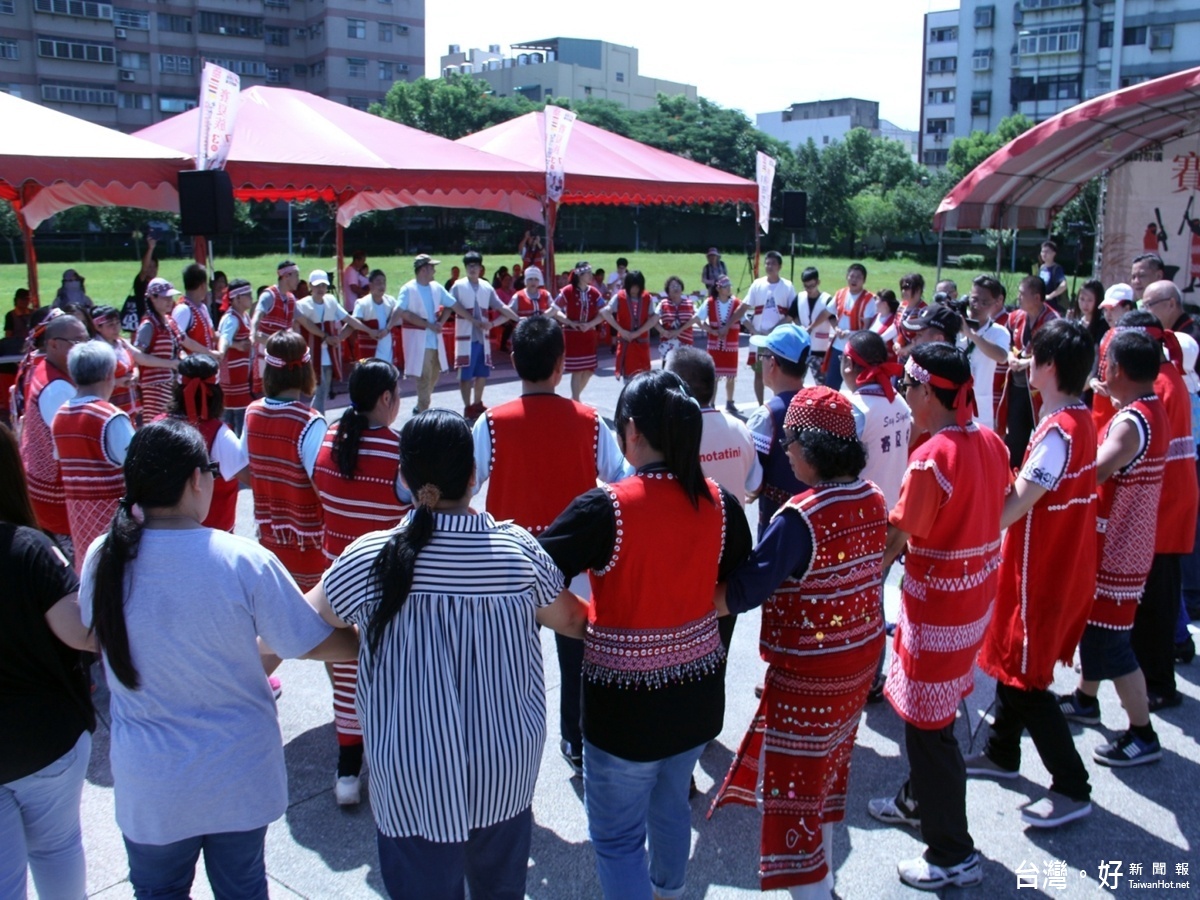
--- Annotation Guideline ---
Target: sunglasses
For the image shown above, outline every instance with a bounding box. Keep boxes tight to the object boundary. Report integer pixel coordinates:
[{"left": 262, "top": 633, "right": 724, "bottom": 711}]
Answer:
[
  {"left": 896, "top": 379, "right": 919, "bottom": 397},
  {"left": 778, "top": 430, "right": 801, "bottom": 450},
  {"left": 200, "top": 460, "right": 221, "bottom": 476}
]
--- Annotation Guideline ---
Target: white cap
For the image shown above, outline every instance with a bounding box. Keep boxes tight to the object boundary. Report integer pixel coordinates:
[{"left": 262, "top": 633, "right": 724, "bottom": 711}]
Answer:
[
  {"left": 308, "top": 270, "right": 331, "bottom": 286},
  {"left": 1101, "top": 283, "right": 1134, "bottom": 308},
  {"left": 1178, "top": 331, "right": 1200, "bottom": 393},
  {"left": 523, "top": 266, "right": 543, "bottom": 284}
]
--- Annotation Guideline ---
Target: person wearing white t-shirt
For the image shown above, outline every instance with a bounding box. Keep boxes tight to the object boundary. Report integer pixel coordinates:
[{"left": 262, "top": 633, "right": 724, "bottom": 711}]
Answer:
[
  {"left": 744, "top": 251, "right": 798, "bottom": 405},
  {"left": 789, "top": 266, "right": 834, "bottom": 379},
  {"left": 961, "top": 275, "right": 1012, "bottom": 431},
  {"left": 607, "top": 258, "right": 629, "bottom": 297},
  {"left": 352, "top": 272, "right": 399, "bottom": 365},
  {"left": 666, "top": 346, "right": 762, "bottom": 506},
  {"left": 841, "top": 331, "right": 911, "bottom": 511},
  {"left": 825, "top": 263, "right": 877, "bottom": 391},
  {"left": 295, "top": 271, "right": 373, "bottom": 415},
  {"left": 449, "top": 251, "right": 519, "bottom": 420}
]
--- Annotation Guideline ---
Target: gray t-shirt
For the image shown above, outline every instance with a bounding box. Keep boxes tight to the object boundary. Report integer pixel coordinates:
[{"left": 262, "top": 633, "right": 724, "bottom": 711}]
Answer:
[{"left": 79, "top": 527, "right": 333, "bottom": 844}]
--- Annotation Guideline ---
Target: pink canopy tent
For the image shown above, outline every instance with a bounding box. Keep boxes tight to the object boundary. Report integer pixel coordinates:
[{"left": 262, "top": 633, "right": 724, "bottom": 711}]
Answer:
[
  {"left": 135, "top": 86, "right": 546, "bottom": 276},
  {"left": 0, "top": 91, "right": 191, "bottom": 303},
  {"left": 934, "top": 66, "right": 1200, "bottom": 232},
  {"left": 458, "top": 110, "right": 758, "bottom": 279}
]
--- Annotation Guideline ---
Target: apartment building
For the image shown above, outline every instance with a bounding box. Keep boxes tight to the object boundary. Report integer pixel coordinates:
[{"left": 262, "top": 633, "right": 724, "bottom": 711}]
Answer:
[
  {"left": 439, "top": 37, "right": 696, "bottom": 110},
  {"left": 919, "top": 0, "right": 1200, "bottom": 168},
  {"left": 0, "top": 0, "right": 425, "bottom": 131}
]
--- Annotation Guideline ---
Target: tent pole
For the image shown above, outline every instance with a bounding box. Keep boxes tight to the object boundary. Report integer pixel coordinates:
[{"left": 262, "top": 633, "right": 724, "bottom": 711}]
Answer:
[
  {"left": 936, "top": 228, "right": 944, "bottom": 283},
  {"left": 335, "top": 216, "right": 345, "bottom": 308},
  {"left": 546, "top": 201, "right": 557, "bottom": 290},
  {"left": 20, "top": 211, "right": 38, "bottom": 307},
  {"left": 1011, "top": 229, "right": 1018, "bottom": 273},
  {"left": 995, "top": 233, "right": 1002, "bottom": 276},
  {"left": 754, "top": 205, "right": 761, "bottom": 279}
]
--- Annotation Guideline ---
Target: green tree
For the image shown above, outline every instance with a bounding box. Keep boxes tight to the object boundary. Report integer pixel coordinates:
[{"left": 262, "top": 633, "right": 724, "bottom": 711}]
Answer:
[
  {"left": 371, "top": 72, "right": 536, "bottom": 139},
  {"left": 946, "top": 114, "right": 1034, "bottom": 180}
]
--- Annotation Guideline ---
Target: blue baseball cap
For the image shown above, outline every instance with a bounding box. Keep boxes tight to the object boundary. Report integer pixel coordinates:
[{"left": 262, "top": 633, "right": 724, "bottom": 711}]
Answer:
[{"left": 749, "top": 323, "right": 811, "bottom": 364}]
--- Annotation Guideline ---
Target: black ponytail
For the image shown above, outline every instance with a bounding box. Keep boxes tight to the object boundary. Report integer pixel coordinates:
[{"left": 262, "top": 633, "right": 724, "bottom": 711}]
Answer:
[
  {"left": 614, "top": 370, "right": 711, "bottom": 508},
  {"left": 367, "top": 410, "right": 473, "bottom": 654},
  {"left": 333, "top": 359, "right": 400, "bottom": 479},
  {"left": 90, "top": 419, "right": 208, "bottom": 689}
]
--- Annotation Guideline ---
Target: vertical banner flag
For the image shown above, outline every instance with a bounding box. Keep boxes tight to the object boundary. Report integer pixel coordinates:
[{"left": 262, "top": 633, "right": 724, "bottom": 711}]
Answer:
[
  {"left": 197, "top": 63, "right": 241, "bottom": 171},
  {"left": 756, "top": 151, "right": 777, "bottom": 234},
  {"left": 545, "top": 106, "right": 578, "bottom": 203}
]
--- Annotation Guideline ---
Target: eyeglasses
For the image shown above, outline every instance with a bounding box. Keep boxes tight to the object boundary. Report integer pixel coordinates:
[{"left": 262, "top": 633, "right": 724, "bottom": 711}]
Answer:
[
  {"left": 51, "top": 336, "right": 87, "bottom": 346},
  {"left": 200, "top": 460, "right": 221, "bottom": 476},
  {"left": 779, "top": 430, "right": 801, "bottom": 450},
  {"left": 896, "top": 379, "right": 919, "bottom": 397},
  {"left": 1141, "top": 297, "right": 1170, "bottom": 308}
]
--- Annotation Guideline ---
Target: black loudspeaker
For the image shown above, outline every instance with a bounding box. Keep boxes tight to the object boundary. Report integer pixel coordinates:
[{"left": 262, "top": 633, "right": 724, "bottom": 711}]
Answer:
[
  {"left": 178, "top": 169, "right": 235, "bottom": 236},
  {"left": 782, "top": 190, "right": 808, "bottom": 230}
]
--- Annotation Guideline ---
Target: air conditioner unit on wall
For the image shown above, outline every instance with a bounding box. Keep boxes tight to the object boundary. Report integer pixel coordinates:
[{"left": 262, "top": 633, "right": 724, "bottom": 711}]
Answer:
[
  {"left": 115, "top": 28, "right": 127, "bottom": 39},
  {"left": 119, "top": 69, "right": 135, "bottom": 81},
  {"left": 397, "top": 63, "right": 408, "bottom": 72}
]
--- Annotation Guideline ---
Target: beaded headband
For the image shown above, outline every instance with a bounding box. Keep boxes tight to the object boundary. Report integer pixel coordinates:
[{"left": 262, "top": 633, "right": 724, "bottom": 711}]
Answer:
[
  {"left": 905, "top": 355, "right": 977, "bottom": 426},
  {"left": 264, "top": 348, "right": 311, "bottom": 369}
]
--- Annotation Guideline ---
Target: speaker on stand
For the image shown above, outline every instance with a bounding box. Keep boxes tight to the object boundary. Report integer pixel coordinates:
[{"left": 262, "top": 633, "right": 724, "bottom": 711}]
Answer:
[{"left": 178, "top": 169, "right": 235, "bottom": 237}]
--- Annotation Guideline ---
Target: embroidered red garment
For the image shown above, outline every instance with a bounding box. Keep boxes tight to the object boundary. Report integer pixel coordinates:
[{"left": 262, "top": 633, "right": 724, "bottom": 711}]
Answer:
[
  {"left": 1153, "top": 362, "right": 1199, "bottom": 553},
  {"left": 52, "top": 398, "right": 128, "bottom": 570},
  {"left": 219, "top": 309, "right": 253, "bottom": 411},
  {"left": 705, "top": 297, "right": 742, "bottom": 377},
  {"left": 612, "top": 290, "right": 652, "bottom": 379},
  {"left": 313, "top": 424, "right": 409, "bottom": 558},
  {"left": 555, "top": 284, "right": 602, "bottom": 372},
  {"left": 20, "top": 358, "right": 72, "bottom": 535},
  {"left": 978, "top": 405, "right": 1097, "bottom": 689}
]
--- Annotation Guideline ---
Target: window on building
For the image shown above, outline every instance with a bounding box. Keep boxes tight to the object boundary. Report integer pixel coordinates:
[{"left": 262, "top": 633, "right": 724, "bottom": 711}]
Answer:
[
  {"left": 0, "top": 1, "right": 13, "bottom": 13},
  {"left": 113, "top": 8, "right": 148, "bottom": 29},
  {"left": 1149, "top": 26, "right": 1174, "bottom": 50},
  {"left": 971, "top": 92, "right": 991, "bottom": 115},
  {"left": 118, "top": 91, "right": 149, "bottom": 109},
  {"left": 118, "top": 50, "right": 147, "bottom": 69},
  {"left": 972, "top": 49, "right": 992, "bottom": 71},
  {"left": 266, "top": 66, "right": 289, "bottom": 84},
  {"left": 379, "top": 61, "right": 393, "bottom": 81},
  {"left": 263, "top": 0, "right": 290, "bottom": 7},
  {"left": 0, "top": 39, "right": 16, "bottom": 60},
  {"left": 929, "top": 27, "right": 958, "bottom": 42},
  {"left": 1018, "top": 24, "right": 1082, "bottom": 55},
  {"left": 1123, "top": 26, "right": 1147, "bottom": 46},
  {"left": 379, "top": 22, "right": 392, "bottom": 42},
  {"left": 924, "top": 149, "right": 950, "bottom": 166},
  {"left": 1099, "top": 21, "right": 1113, "bottom": 49},
  {"left": 42, "top": 83, "right": 116, "bottom": 105},
  {"left": 158, "top": 54, "right": 193, "bottom": 75},
  {"left": 197, "top": 12, "right": 262, "bottom": 39},
  {"left": 311, "top": 60, "right": 325, "bottom": 76},
  {"left": 207, "top": 57, "right": 266, "bottom": 77},
  {"left": 822, "top": 135, "right": 830, "bottom": 145},
  {"left": 928, "top": 56, "right": 957, "bottom": 73},
  {"left": 38, "top": 37, "right": 115, "bottom": 64},
  {"left": 157, "top": 13, "right": 191, "bottom": 33},
  {"left": 34, "top": 1, "right": 113, "bottom": 20},
  {"left": 159, "top": 95, "right": 197, "bottom": 113},
  {"left": 925, "top": 118, "right": 952, "bottom": 134},
  {"left": 347, "top": 97, "right": 371, "bottom": 111},
  {"left": 927, "top": 88, "right": 955, "bottom": 105},
  {"left": 1034, "top": 74, "right": 1081, "bottom": 101},
  {"left": 293, "top": 63, "right": 307, "bottom": 75},
  {"left": 615, "top": 72, "right": 624, "bottom": 83},
  {"left": 309, "top": 22, "right": 324, "bottom": 39},
  {"left": 347, "top": 18, "right": 366, "bottom": 39},
  {"left": 1021, "top": 0, "right": 1082, "bottom": 7},
  {"left": 264, "top": 26, "right": 289, "bottom": 46},
  {"left": 1119, "top": 75, "right": 1150, "bottom": 88},
  {"left": 347, "top": 57, "right": 367, "bottom": 78},
  {"left": 975, "top": 5, "right": 994, "bottom": 28}
]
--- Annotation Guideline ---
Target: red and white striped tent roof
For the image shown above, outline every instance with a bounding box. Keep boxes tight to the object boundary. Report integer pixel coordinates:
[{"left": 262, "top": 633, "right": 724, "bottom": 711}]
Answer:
[{"left": 934, "top": 66, "right": 1200, "bottom": 231}]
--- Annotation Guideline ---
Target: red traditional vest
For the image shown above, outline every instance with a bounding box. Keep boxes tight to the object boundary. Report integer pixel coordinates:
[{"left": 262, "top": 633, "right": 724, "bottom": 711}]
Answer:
[
  {"left": 1091, "top": 396, "right": 1168, "bottom": 629},
  {"left": 658, "top": 297, "right": 696, "bottom": 345},
  {"left": 1008, "top": 304, "right": 1059, "bottom": 356},
  {"left": 20, "top": 358, "right": 72, "bottom": 534},
  {"left": 313, "top": 424, "right": 409, "bottom": 559},
  {"left": 512, "top": 288, "right": 551, "bottom": 318},
  {"left": 706, "top": 297, "right": 743, "bottom": 352},
  {"left": 885, "top": 424, "right": 1010, "bottom": 728},
  {"left": 199, "top": 417, "right": 239, "bottom": 533},
  {"left": 218, "top": 309, "right": 253, "bottom": 410},
  {"left": 1153, "top": 362, "right": 1199, "bottom": 553},
  {"left": 182, "top": 297, "right": 216, "bottom": 350},
  {"left": 109, "top": 338, "right": 138, "bottom": 415},
  {"left": 305, "top": 314, "right": 344, "bottom": 385},
  {"left": 138, "top": 314, "right": 182, "bottom": 387},
  {"left": 52, "top": 398, "right": 127, "bottom": 554},
  {"left": 762, "top": 481, "right": 887, "bottom": 669},
  {"left": 979, "top": 405, "right": 1097, "bottom": 690},
  {"left": 485, "top": 396, "right": 601, "bottom": 534},
  {"left": 354, "top": 298, "right": 404, "bottom": 367},
  {"left": 259, "top": 285, "right": 296, "bottom": 339},
  {"left": 585, "top": 474, "right": 726, "bottom": 688},
  {"left": 833, "top": 287, "right": 875, "bottom": 333},
  {"left": 613, "top": 290, "right": 653, "bottom": 378},
  {"left": 557, "top": 284, "right": 602, "bottom": 324},
  {"left": 244, "top": 398, "right": 324, "bottom": 550},
  {"left": 990, "top": 309, "right": 1010, "bottom": 420},
  {"left": 894, "top": 298, "right": 928, "bottom": 352}
]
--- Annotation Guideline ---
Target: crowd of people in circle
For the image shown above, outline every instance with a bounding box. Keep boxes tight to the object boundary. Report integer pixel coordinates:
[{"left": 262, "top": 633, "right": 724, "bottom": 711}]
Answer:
[{"left": 3, "top": 236, "right": 1199, "bottom": 899}]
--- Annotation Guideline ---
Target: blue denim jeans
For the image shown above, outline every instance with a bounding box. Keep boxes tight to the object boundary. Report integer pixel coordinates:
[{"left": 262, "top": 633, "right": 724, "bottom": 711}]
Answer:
[
  {"left": 0, "top": 730, "right": 90, "bottom": 900},
  {"left": 123, "top": 826, "right": 269, "bottom": 899},
  {"left": 375, "top": 807, "right": 531, "bottom": 900},
  {"left": 582, "top": 739, "right": 706, "bottom": 900}
]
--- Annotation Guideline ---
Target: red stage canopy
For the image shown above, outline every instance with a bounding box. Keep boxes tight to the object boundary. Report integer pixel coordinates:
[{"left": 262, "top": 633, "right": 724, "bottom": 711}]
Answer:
[
  {"left": 934, "top": 66, "right": 1200, "bottom": 231},
  {"left": 457, "top": 110, "right": 757, "bottom": 209},
  {"left": 134, "top": 86, "right": 543, "bottom": 224}
]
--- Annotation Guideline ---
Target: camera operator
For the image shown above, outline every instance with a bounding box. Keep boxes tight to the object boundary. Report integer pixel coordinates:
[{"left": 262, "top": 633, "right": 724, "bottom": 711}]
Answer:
[{"left": 959, "top": 276, "right": 1012, "bottom": 431}]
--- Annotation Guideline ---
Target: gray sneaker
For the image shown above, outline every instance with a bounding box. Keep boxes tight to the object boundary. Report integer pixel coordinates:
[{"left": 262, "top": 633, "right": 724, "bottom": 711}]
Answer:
[
  {"left": 867, "top": 794, "right": 920, "bottom": 828},
  {"left": 1093, "top": 729, "right": 1162, "bottom": 767},
  {"left": 1020, "top": 791, "right": 1092, "bottom": 828},
  {"left": 897, "top": 851, "right": 983, "bottom": 890},
  {"left": 964, "top": 752, "right": 1019, "bottom": 780}
]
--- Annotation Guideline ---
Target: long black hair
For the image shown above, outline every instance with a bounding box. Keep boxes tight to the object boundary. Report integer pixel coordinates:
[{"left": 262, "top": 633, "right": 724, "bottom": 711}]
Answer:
[
  {"left": 90, "top": 418, "right": 208, "bottom": 689},
  {"left": 614, "top": 369, "right": 711, "bottom": 508},
  {"left": 333, "top": 359, "right": 400, "bottom": 479},
  {"left": 367, "top": 410, "right": 473, "bottom": 654}
]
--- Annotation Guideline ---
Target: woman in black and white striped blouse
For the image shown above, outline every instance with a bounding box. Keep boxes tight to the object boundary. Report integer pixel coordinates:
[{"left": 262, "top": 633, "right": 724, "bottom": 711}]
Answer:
[{"left": 311, "top": 409, "right": 586, "bottom": 900}]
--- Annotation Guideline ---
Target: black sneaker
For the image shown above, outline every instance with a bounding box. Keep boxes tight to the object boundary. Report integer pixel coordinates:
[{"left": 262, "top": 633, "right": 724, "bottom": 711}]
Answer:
[
  {"left": 559, "top": 739, "right": 583, "bottom": 777},
  {"left": 1147, "top": 691, "right": 1183, "bottom": 712},
  {"left": 1057, "top": 691, "right": 1101, "bottom": 726},
  {"left": 1093, "top": 729, "right": 1162, "bottom": 767},
  {"left": 1174, "top": 638, "right": 1195, "bottom": 665}
]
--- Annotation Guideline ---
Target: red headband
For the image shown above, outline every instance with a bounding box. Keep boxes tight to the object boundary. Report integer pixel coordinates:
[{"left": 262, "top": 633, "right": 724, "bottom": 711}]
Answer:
[
  {"left": 846, "top": 345, "right": 904, "bottom": 402},
  {"left": 182, "top": 374, "right": 217, "bottom": 422},
  {"left": 906, "top": 357, "right": 977, "bottom": 427}
]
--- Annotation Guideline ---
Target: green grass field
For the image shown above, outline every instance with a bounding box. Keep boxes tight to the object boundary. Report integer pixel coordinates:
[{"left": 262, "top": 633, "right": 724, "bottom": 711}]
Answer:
[{"left": 1, "top": 251, "right": 1013, "bottom": 310}]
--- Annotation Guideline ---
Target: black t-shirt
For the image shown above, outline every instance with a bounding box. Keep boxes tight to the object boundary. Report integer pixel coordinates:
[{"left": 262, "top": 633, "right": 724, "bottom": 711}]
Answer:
[{"left": 0, "top": 524, "right": 94, "bottom": 782}]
